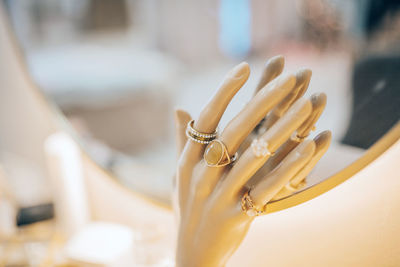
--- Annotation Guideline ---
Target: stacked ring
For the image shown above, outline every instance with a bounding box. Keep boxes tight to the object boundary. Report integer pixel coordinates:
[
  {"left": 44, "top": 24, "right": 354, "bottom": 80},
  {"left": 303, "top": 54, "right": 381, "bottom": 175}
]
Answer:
[
  {"left": 241, "top": 189, "right": 265, "bottom": 217},
  {"left": 186, "top": 119, "right": 218, "bottom": 144}
]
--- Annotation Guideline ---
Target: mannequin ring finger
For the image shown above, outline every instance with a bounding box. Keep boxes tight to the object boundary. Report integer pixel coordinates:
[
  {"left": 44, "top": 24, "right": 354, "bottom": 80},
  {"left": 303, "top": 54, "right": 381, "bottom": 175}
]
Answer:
[{"left": 204, "top": 139, "right": 238, "bottom": 167}]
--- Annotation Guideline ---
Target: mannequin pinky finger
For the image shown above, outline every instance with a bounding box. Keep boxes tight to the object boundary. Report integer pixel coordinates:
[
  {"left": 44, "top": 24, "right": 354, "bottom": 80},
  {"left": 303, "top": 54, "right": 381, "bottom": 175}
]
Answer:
[
  {"left": 271, "top": 130, "right": 332, "bottom": 200},
  {"left": 249, "top": 140, "right": 315, "bottom": 210},
  {"left": 290, "top": 130, "right": 331, "bottom": 187}
]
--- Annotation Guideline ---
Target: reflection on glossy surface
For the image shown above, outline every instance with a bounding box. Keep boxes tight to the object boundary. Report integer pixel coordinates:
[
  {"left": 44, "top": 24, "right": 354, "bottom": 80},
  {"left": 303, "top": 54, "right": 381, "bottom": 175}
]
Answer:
[{"left": 4, "top": 1, "right": 400, "bottom": 204}]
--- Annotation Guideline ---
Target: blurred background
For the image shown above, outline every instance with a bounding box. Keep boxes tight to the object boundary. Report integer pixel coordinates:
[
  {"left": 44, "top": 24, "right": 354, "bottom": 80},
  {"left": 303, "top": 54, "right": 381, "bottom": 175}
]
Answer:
[{"left": 0, "top": 0, "right": 399, "bottom": 266}]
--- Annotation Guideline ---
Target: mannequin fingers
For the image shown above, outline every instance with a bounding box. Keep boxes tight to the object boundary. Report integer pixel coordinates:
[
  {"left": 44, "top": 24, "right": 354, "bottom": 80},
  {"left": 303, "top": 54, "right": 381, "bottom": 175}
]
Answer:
[
  {"left": 194, "top": 62, "right": 250, "bottom": 133},
  {"left": 220, "top": 73, "right": 296, "bottom": 155},
  {"left": 271, "top": 131, "right": 331, "bottom": 200},
  {"left": 249, "top": 140, "right": 315, "bottom": 210},
  {"left": 221, "top": 98, "right": 312, "bottom": 195},
  {"left": 297, "top": 93, "right": 326, "bottom": 138},
  {"left": 274, "top": 69, "right": 312, "bottom": 118},
  {"left": 256, "top": 92, "right": 326, "bottom": 175},
  {"left": 254, "top": 55, "right": 285, "bottom": 94},
  {"left": 174, "top": 108, "right": 192, "bottom": 157},
  {"left": 262, "top": 69, "right": 312, "bottom": 130},
  {"left": 290, "top": 130, "right": 331, "bottom": 187}
]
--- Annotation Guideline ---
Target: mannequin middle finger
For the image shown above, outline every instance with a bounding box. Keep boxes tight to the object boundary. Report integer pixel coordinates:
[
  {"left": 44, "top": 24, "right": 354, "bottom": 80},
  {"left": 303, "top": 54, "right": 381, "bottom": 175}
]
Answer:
[
  {"left": 253, "top": 55, "right": 285, "bottom": 94},
  {"left": 261, "top": 68, "right": 312, "bottom": 132},
  {"left": 219, "top": 98, "right": 312, "bottom": 196}
]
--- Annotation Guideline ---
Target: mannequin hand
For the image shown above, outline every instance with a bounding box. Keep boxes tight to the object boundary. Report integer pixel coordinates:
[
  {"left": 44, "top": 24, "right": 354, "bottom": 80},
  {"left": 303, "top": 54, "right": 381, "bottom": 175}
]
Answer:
[{"left": 173, "top": 56, "right": 331, "bottom": 267}]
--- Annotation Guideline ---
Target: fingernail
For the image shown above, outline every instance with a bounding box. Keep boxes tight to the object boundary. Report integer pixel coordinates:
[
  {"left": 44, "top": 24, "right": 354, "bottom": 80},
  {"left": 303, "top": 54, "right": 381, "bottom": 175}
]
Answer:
[
  {"left": 295, "top": 69, "right": 312, "bottom": 86},
  {"left": 298, "top": 140, "right": 315, "bottom": 156},
  {"left": 266, "top": 55, "right": 285, "bottom": 69},
  {"left": 229, "top": 62, "right": 250, "bottom": 79},
  {"left": 293, "top": 69, "right": 312, "bottom": 96},
  {"left": 290, "top": 98, "right": 312, "bottom": 117},
  {"left": 311, "top": 93, "right": 327, "bottom": 107},
  {"left": 276, "top": 73, "right": 296, "bottom": 89},
  {"left": 313, "top": 130, "right": 332, "bottom": 146}
]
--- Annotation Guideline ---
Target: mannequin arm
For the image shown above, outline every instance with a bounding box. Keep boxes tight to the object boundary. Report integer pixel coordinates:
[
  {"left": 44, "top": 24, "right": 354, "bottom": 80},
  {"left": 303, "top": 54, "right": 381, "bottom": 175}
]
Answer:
[{"left": 173, "top": 56, "right": 331, "bottom": 267}]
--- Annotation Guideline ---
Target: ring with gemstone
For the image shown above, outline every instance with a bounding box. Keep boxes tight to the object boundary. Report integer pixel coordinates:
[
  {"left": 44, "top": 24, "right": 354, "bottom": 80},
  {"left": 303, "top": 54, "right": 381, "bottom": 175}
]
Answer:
[
  {"left": 290, "top": 131, "right": 308, "bottom": 143},
  {"left": 186, "top": 120, "right": 218, "bottom": 144},
  {"left": 251, "top": 138, "right": 275, "bottom": 158},
  {"left": 241, "top": 189, "right": 265, "bottom": 217},
  {"left": 204, "top": 139, "right": 238, "bottom": 167}
]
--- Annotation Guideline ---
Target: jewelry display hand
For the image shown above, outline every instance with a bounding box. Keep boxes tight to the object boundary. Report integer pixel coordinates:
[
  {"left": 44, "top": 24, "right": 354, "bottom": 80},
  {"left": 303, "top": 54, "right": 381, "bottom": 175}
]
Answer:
[{"left": 173, "top": 56, "right": 331, "bottom": 267}]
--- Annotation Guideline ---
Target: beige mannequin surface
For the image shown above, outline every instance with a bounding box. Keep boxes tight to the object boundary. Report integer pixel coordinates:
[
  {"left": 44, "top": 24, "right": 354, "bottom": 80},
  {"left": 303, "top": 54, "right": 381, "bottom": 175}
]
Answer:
[{"left": 173, "top": 56, "right": 331, "bottom": 267}]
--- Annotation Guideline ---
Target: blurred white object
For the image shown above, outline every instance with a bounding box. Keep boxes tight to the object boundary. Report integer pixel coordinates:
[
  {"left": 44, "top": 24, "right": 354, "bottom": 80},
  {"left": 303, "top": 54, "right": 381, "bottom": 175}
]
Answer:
[
  {"left": 27, "top": 39, "right": 181, "bottom": 108},
  {"left": 64, "top": 222, "right": 134, "bottom": 267},
  {"left": 44, "top": 131, "right": 170, "bottom": 266},
  {"left": 44, "top": 132, "right": 136, "bottom": 265},
  {"left": 0, "top": 198, "right": 16, "bottom": 238},
  {"left": 0, "top": 151, "right": 52, "bottom": 207},
  {"left": 45, "top": 132, "right": 90, "bottom": 237},
  {"left": 0, "top": 166, "right": 17, "bottom": 238}
]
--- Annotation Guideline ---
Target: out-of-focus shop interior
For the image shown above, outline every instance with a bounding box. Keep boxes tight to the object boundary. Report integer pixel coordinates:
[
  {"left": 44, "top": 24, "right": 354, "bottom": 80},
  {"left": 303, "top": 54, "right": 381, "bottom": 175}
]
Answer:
[{"left": 0, "top": 0, "right": 399, "bottom": 266}]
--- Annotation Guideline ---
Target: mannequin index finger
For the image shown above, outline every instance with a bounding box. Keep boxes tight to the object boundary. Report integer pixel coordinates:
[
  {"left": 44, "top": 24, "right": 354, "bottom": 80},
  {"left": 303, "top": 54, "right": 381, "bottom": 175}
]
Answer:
[{"left": 194, "top": 62, "right": 250, "bottom": 133}]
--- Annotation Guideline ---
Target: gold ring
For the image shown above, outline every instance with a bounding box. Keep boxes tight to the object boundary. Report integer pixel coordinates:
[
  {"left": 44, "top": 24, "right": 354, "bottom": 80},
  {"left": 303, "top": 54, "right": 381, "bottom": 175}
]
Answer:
[
  {"left": 204, "top": 139, "right": 237, "bottom": 167},
  {"left": 241, "top": 189, "right": 265, "bottom": 217},
  {"left": 290, "top": 131, "right": 308, "bottom": 143},
  {"left": 186, "top": 120, "right": 217, "bottom": 144},
  {"left": 251, "top": 138, "right": 275, "bottom": 158}
]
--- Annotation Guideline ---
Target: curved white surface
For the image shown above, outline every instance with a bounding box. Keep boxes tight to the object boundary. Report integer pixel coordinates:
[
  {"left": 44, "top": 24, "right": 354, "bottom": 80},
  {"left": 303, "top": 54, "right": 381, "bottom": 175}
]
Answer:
[{"left": 229, "top": 138, "right": 400, "bottom": 266}]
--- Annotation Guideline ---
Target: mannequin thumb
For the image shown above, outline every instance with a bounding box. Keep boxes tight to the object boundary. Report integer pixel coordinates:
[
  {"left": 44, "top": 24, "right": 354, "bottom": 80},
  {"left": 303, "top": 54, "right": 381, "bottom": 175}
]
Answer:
[{"left": 174, "top": 108, "right": 192, "bottom": 156}]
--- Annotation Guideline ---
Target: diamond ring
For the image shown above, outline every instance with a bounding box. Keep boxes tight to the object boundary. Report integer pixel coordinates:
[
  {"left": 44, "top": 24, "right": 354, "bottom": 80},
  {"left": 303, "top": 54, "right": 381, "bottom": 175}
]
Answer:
[{"left": 251, "top": 138, "right": 275, "bottom": 158}]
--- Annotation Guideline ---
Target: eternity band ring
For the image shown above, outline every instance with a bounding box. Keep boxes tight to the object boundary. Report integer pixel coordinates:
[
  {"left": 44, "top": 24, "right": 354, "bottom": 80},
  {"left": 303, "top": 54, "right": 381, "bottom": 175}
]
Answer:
[{"left": 186, "top": 119, "right": 218, "bottom": 144}]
